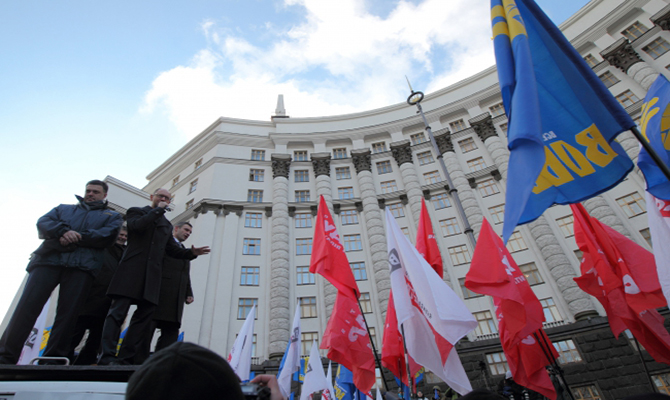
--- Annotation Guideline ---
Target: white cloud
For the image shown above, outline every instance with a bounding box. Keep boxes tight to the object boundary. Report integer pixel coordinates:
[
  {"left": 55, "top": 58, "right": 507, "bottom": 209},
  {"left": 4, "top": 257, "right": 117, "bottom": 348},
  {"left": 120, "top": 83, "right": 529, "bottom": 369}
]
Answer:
[{"left": 142, "top": 0, "right": 495, "bottom": 138}]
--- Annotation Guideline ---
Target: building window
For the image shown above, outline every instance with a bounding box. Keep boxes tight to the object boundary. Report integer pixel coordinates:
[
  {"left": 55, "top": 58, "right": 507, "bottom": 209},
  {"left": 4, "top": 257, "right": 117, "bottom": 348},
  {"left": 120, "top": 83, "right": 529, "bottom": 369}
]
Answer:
[
  {"left": 240, "top": 266, "right": 260, "bottom": 286},
  {"left": 360, "top": 293, "right": 373, "bottom": 313},
  {"left": 244, "top": 213, "right": 262, "bottom": 228},
  {"left": 401, "top": 227, "right": 410, "bottom": 238},
  {"left": 599, "top": 71, "right": 620, "bottom": 88},
  {"left": 449, "top": 245, "right": 471, "bottom": 265},
  {"left": 194, "top": 158, "right": 203, "bottom": 170},
  {"left": 467, "top": 157, "right": 487, "bottom": 172},
  {"left": 185, "top": 199, "right": 194, "bottom": 210},
  {"left": 573, "top": 385, "right": 603, "bottom": 400},
  {"left": 351, "top": 262, "right": 367, "bottom": 280},
  {"left": 440, "top": 218, "right": 461, "bottom": 236},
  {"left": 615, "top": 90, "right": 640, "bottom": 107},
  {"left": 294, "top": 150, "right": 308, "bottom": 161},
  {"left": 574, "top": 249, "right": 584, "bottom": 263},
  {"left": 295, "top": 213, "right": 312, "bottom": 228},
  {"left": 368, "top": 327, "right": 377, "bottom": 348},
  {"left": 338, "top": 187, "right": 354, "bottom": 199},
  {"left": 237, "top": 298, "right": 258, "bottom": 319},
  {"left": 410, "top": 133, "right": 427, "bottom": 145},
  {"left": 431, "top": 193, "right": 451, "bottom": 210},
  {"left": 489, "top": 102, "right": 505, "bottom": 117},
  {"left": 499, "top": 123, "right": 508, "bottom": 134},
  {"left": 424, "top": 171, "right": 441, "bottom": 184},
  {"left": 372, "top": 142, "right": 387, "bottom": 153},
  {"left": 336, "top": 167, "right": 351, "bottom": 180},
  {"left": 249, "top": 169, "right": 265, "bottom": 182},
  {"left": 417, "top": 150, "right": 434, "bottom": 165},
  {"left": 506, "top": 231, "right": 527, "bottom": 252},
  {"left": 189, "top": 179, "right": 198, "bottom": 194},
  {"left": 640, "top": 228, "right": 652, "bottom": 247},
  {"left": 540, "top": 298, "right": 562, "bottom": 323},
  {"left": 251, "top": 149, "right": 265, "bottom": 161},
  {"left": 583, "top": 54, "right": 598, "bottom": 67},
  {"left": 343, "top": 234, "right": 362, "bottom": 252},
  {"left": 295, "top": 190, "right": 310, "bottom": 203},
  {"left": 243, "top": 238, "right": 261, "bottom": 255},
  {"left": 296, "top": 238, "right": 313, "bottom": 255},
  {"left": 302, "top": 332, "right": 318, "bottom": 354},
  {"left": 489, "top": 204, "right": 505, "bottom": 224},
  {"left": 380, "top": 180, "right": 398, "bottom": 194},
  {"left": 459, "top": 277, "right": 481, "bottom": 299},
  {"left": 388, "top": 203, "right": 405, "bottom": 218},
  {"left": 486, "top": 352, "right": 510, "bottom": 376},
  {"left": 617, "top": 192, "right": 646, "bottom": 217},
  {"left": 459, "top": 137, "right": 478, "bottom": 153},
  {"left": 248, "top": 190, "right": 263, "bottom": 203},
  {"left": 297, "top": 266, "right": 315, "bottom": 285},
  {"left": 333, "top": 148, "right": 347, "bottom": 159},
  {"left": 341, "top": 210, "right": 359, "bottom": 225},
  {"left": 622, "top": 21, "right": 649, "bottom": 41},
  {"left": 553, "top": 339, "right": 582, "bottom": 364},
  {"left": 449, "top": 119, "right": 466, "bottom": 132},
  {"left": 652, "top": 373, "right": 670, "bottom": 395},
  {"left": 300, "top": 297, "right": 318, "bottom": 318},
  {"left": 251, "top": 334, "right": 257, "bottom": 357},
  {"left": 376, "top": 160, "right": 392, "bottom": 174},
  {"left": 519, "top": 262, "right": 543, "bottom": 285},
  {"left": 556, "top": 215, "right": 575, "bottom": 237},
  {"left": 644, "top": 37, "right": 670, "bottom": 59},
  {"left": 474, "top": 310, "right": 498, "bottom": 336},
  {"left": 172, "top": 176, "right": 180, "bottom": 186},
  {"left": 478, "top": 178, "right": 500, "bottom": 197},
  {"left": 295, "top": 170, "right": 309, "bottom": 182}
]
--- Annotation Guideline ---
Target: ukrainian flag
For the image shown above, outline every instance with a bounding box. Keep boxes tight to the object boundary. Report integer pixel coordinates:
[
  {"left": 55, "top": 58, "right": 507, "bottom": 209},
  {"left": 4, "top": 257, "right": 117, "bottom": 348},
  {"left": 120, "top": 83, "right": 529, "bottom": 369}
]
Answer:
[{"left": 639, "top": 74, "right": 670, "bottom": 200}]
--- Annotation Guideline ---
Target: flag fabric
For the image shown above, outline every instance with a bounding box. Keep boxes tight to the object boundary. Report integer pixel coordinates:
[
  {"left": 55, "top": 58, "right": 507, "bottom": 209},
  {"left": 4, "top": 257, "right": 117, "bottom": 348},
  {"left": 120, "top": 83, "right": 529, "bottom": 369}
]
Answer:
[
  {"left": 375, "top": 386, "right": 383, "bottom": 400},
  {"left": 639, "top": 74, "right": 670, "bottom": 200},
  {"left": 571, "top": 203, "right": 670, "bottom": 364},
  {"left": 385, "top": 208, "right": 476, "bottom": 395},
  {"left": 310, "top": 195, "right": 360, "bottom": 300},
  {"left": 466, "top": 218, "right": 557, "bottom": 399},
  {"left": 491, "top": 0, "right": 635, "bottom": 242},
  {"left": 334, "top": 364, "right": 356, "bottom": 400},
  {"left": 228, "top": 305, "right": 256, "bottom": 381},
  {"left": 278, "top": 306, "right": 302, "bottom": 398},
  {"left": 321, "top": 292, "right": 376, "bottom": 394},
  {"left": 646, "top": 192, "right": 670, "bottom": 305},
  {"left": 18, "top": 299, "right": 50, "bottom": 365},
  {"left": 322, "top": 361, "right": 336, "bottom": 400},
  {"left": 415, "top": 199, "right": 444, "bottom": 277},
  {"left": 301, "top": 341, "right": 329, "bottom": 400}
]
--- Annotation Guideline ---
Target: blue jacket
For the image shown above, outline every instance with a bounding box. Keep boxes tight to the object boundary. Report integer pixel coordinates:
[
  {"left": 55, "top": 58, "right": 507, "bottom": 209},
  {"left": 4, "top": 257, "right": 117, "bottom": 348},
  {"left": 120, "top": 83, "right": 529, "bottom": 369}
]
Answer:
[{"left": 27, "top": 195, "right": 123, "bottom": 275}]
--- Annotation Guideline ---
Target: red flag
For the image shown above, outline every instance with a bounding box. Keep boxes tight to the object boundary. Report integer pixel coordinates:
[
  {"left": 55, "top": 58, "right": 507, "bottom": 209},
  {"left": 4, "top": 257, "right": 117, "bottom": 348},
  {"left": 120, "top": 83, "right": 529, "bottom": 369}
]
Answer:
[
  {"left": 571, "top": 203, "right": 670, "bottom": 365},
  {"left": 321, "top": 293, "right": 376, "bottom": 394},
  {"left": 466, "top": 218, "right": 557, "bottom": 399},
  {"left": 310, "top": 196, "right": 360, "bottom": 300},
  {"left": 415, "top": 200, "right": 443, "bottom": 277}
]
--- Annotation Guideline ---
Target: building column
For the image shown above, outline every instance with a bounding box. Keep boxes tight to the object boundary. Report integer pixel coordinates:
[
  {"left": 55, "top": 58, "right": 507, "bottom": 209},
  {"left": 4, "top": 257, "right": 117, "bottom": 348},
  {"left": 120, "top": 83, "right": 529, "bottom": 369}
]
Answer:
[
  {"left": 470, "top": 115, "right": 509, "bottom": 179},
  {"left": 351, "top": 149, "right": 390, "bottom": 317},
  {"left": 311, "top": 153, "right": 337, "bottom": 316},
  {"left": 268, "top": 154, "right": 292, "bottom": 359},
  {"left": 390, "top": 140, "right": 423, "bottom": 224},
  {"left": 582, "top": 196, "right": 631, "bottom": 237}
]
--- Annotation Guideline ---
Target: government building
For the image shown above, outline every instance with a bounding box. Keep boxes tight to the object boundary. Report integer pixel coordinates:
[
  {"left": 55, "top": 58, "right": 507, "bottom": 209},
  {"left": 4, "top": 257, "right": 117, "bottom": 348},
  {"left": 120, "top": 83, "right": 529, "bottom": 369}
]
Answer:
[{"left": 7, "top": 0, "right": 670, "bottom": 398}]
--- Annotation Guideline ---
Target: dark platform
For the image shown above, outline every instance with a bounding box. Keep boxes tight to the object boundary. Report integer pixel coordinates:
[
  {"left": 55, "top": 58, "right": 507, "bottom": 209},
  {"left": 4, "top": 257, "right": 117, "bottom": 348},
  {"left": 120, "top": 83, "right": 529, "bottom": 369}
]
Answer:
[{"left": 0, "top": 365, "right": 138, "bottom": 383}]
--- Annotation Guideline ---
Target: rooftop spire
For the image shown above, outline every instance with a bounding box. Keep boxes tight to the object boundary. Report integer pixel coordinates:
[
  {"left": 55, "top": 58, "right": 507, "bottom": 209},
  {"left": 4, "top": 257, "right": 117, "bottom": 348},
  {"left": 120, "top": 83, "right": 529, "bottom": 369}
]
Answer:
[{"left": 272, "top": 94, "right": 289, "bottom": 119}]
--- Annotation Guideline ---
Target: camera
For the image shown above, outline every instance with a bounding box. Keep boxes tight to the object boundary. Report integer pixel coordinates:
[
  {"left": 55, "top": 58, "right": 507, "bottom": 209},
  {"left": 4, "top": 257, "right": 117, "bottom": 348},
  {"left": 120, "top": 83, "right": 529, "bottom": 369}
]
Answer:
[{"left": 239, "top": 383, "right": 271, "bottom": 400}]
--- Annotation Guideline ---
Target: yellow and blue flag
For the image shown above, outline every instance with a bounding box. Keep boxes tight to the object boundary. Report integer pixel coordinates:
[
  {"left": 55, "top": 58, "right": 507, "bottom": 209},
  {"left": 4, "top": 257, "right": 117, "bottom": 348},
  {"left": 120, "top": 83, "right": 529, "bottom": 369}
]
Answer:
[
  {"left": 639, "top": 74, "right": 670, "bottom": 200},
  {"left": 492, "top": 0, "right": 635, "bottom": 241}
]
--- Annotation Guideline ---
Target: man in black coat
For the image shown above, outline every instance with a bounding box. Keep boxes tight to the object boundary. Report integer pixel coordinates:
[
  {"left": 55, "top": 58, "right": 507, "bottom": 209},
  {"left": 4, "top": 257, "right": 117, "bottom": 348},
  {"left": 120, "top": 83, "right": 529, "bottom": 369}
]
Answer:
[
  {"left": 98, "top": 188, "right": 210, "bottom": 365},
  {"left": 68, "top": 227, "right": 127, "bottom": 365},
  {"left": 0, "top": 180, "right": 123, "bottom": 365}
]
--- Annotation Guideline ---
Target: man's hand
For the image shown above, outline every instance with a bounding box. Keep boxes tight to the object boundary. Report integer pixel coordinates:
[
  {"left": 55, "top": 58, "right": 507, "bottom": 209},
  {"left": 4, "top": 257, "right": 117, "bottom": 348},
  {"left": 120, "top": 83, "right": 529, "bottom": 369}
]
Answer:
[
  {"left": 191, "top": 245, "right": 210, "bottom": 256},
  {"left": 61, "top": 230, "right": 82, "bottom": 245},
  {"left": 185, "top": 296, "right": 194, "bottom": 304},
  {"left": 250, "top": 375, "right": 286, "bottom": 400},
  {"left": 158, "top": 201, "right": 169, "bottom": 209}
]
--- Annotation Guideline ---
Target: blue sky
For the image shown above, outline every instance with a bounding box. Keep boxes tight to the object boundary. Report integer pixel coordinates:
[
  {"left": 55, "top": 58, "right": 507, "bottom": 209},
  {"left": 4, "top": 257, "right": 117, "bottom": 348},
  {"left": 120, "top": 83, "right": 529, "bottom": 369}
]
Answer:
[{"left": 0, "top": 0, "right": 590, "bottom": 319}]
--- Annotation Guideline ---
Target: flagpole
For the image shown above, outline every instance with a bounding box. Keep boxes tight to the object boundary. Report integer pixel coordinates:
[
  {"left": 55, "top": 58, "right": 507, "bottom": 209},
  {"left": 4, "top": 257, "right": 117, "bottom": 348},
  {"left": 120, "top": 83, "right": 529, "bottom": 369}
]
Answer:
[
  {"left": 399, "top": 325, "right": 415, "bottom": 399},
  {"left": 357, "top": 300, "right": 390, "bottom": 392},
  {"left": 406, "top": 85, "right": 477, "bottom": 249},
  {"left": 630, "top": 126, "right": 670, "bottom": 182},
  {"left": 632, "top": 336, "right": 657, "bottom": 392},
  {"left": 533, "top": 332, "right": 575, "bottom": 400}
]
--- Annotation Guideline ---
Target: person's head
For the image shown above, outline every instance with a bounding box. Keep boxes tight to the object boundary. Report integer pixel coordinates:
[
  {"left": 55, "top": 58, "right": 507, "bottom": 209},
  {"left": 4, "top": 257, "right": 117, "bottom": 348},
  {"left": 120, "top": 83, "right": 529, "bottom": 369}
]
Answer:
[
  {"left": 85, "top": 180, "right": 108, "bottom": 203},
  {"left": 126, "top": 342, "right": 244, "bottom": 400},
  {"left": 151, "top": 188, "right": 171, "bottom": 208},
  {"left": 173, "top": 222, "right": 193, "bottom": 243},
  {"left": 417, "top": 391, "right": 424, "bottom": 398},
  {"left": 116, "top": 228, "right": 128, "bottom": 245}
]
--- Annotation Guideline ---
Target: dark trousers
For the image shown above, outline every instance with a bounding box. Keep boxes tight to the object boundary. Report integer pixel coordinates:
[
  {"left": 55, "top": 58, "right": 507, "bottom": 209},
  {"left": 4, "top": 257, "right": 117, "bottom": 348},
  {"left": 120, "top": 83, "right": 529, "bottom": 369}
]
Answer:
[
  {"left": 99, "top": 296, "right": 155, "bottom": 365},
  {"left": 69, "top": 315, "right": 105, "bottom": 365},
  {"left": 135, "top": 319, "right": 181, "bottom": 365},
  {"left": 0, "top": 265, "right": 93, "bottom": 364}
]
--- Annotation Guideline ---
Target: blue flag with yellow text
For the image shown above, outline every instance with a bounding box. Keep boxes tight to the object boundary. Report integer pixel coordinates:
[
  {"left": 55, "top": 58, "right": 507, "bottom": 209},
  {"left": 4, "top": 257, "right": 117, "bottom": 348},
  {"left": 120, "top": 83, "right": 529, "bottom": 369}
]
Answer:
[
  {"left": 492, "top": 0, "right": 635, "bottom": 241},
  {"left": 639, "top": 74, "right": 670, "bottom": 200}
]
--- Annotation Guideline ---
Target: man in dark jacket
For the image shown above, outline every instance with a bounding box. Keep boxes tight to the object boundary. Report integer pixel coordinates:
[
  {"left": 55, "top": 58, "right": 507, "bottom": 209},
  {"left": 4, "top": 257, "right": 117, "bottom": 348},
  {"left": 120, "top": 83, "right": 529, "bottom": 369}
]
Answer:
[
  {"left": 0, "top": 180, "right": 123, "bottom": 364},
  {"left": 98, "top": 188, "right": 210, "bottom": 365},
  {"left": 68, "top": 227, "right": 127, "bottom": 365}
]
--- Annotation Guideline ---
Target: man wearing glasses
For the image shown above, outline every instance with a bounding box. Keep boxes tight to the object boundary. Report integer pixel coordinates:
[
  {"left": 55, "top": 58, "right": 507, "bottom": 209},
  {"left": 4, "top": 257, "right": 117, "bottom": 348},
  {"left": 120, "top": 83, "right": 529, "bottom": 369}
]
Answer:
[{"left": 99, "top": 188, "right": 210, "bottom": 365}]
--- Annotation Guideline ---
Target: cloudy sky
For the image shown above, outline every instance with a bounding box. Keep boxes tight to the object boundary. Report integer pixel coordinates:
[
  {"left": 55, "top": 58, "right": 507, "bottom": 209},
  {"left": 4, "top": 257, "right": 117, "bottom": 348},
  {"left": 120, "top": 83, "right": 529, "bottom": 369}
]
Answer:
[{"left": 0, "top": 0, "right": 589, "bottom": 320}]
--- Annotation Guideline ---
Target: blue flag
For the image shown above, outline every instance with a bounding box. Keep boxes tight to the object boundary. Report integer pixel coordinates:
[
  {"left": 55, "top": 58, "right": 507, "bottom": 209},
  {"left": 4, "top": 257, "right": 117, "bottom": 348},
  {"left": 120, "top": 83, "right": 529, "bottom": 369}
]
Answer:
[
  {"left": 334, "top": 364, "right": 370, "bottom": 400},
  {"left": 492, "top": 0, "right": 635, "bottom": 241},
  {"left": 639, "top": 74, "right": 670, "bottom": 200}
]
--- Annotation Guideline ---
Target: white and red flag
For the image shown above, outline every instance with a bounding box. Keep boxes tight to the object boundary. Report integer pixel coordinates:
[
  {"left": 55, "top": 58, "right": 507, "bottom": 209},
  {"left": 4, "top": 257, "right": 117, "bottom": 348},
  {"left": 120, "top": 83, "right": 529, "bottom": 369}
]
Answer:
[
  {"left": 301, "top": 341, "right": 329, "bottom": 400},
  {"left": 227, "top": 304, "right": 256, "bottom": 381},
  {"left": 385, "top": 208, "right": 475, "bottom": 395},
  {"left": 466, "top": 218, "right": 557, "bottom": 399},
  {"left": 278, "top": 306, "right": 302, "bottom": 398},
  {"left": 646, "top": 192, "right": 670, "bottom": 306}
]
